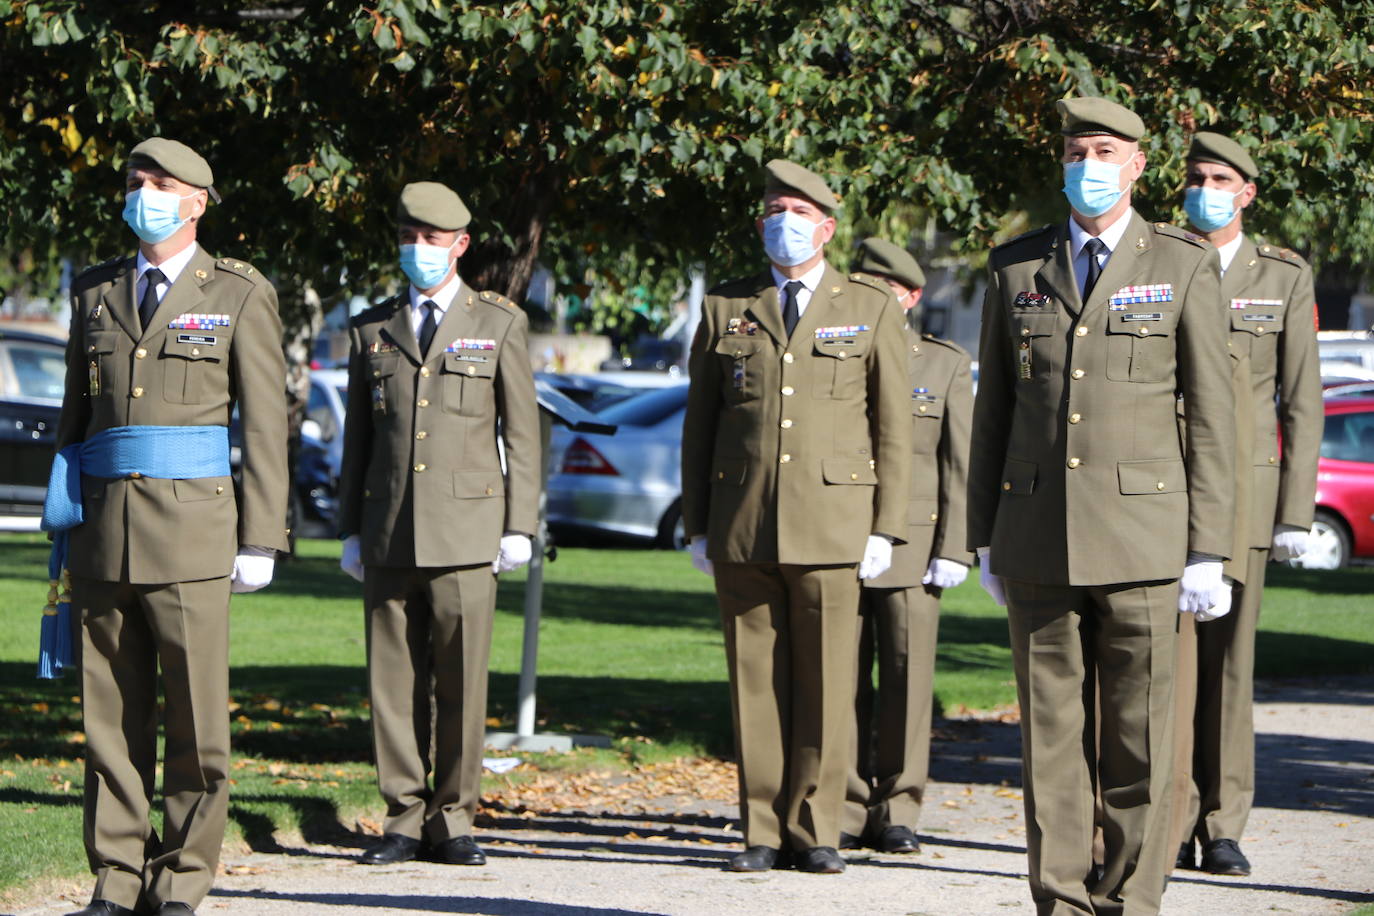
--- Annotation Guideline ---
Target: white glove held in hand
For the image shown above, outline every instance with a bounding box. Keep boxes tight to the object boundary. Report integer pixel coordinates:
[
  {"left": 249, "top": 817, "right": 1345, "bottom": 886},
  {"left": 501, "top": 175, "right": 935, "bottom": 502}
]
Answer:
[
  {"left": 923, "top": 558, "right": 969, "bottom": 590},
  {"left": 977, "top": 547, "right": 1006, "bottom": 607},
  {"left": 493, "top": 534, "right": 533, "bottom": 573},
  {"left": 1178, "top": 557, "right": 1225, "bottom": 615},
  {"left": 1270, "top": 525, "right": 1310, "bottom": 562},
  {"left": 230, "top": 553, "right": 274, "bottom": 593},
  {"left": 340, "top": 534, "right": 364, "bottom": 582},
  {"left": 689, "top": 536, "right": 714, "bottom": 576},
  {"left": 1194, "top": 576, "right": 1234, "bottom": 622},
  {"left": 858, "top": 535, "right": 893, "bottom": 580}
]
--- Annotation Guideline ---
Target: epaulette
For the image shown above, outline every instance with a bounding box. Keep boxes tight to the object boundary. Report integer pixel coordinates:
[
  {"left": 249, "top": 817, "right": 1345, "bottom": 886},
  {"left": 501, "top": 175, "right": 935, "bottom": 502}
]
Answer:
[
  {"left": 921, "top": 332, "right": 971, "bottom": 358},
  {"left": 76, "top": 254, "right": 128, "bottom": 279},
  {"left": 215, "top": 256, "right": 269, "bottom": 283},
  {"left": 993, "top": 224, "right": 1055, "bottom": 252},
  {"left": 1152, "top": 222, "right": 1209, "bottom": 248},
  {"left": 478, "top": 289, "right": 517, "bottom": 308},
  {"left": 1255, "top": 242, "right": 1307, "bottom": 268},
  {"left": 708, "top": 274, "right": 764, "bottom": 298},
  {"left": 351, "top": 297, "right": 402, "bottom": 327},
  {"left": 847, "top": 271, "right": 890, "bottom": 295}
]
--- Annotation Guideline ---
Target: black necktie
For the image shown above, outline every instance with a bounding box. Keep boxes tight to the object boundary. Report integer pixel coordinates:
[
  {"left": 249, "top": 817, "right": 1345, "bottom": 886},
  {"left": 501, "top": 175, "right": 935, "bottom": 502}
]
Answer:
[
  {"left": 417, "top": 300, "right": 438, "bottom": 355},
  {"left": 139, "top": 268, "right": 166, "bottom": 330},
  {"left": 781, "top": 280, "right": 803, "bottom": 338},
  {"left": 1082, "top": 238, "right": 1106, "bottom": 300}
]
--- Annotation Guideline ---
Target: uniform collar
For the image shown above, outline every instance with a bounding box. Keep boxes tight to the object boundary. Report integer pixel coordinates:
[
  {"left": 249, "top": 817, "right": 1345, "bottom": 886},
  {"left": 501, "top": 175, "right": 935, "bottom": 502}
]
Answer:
[
  {"left": 409, "top": 275, "right": 463, "bottom": 314},
  {"left": 770, "top": 259, "right": 826, "bottom": 296},
  {"left": 136, "top": 241, "right": 198, "bottom": 287},
  {"left": 1066, "top": 207, "right": 1133, "bottom": 260},
  {"left": 1216, "top": 232, "right": 1244, "bottom": 275}
]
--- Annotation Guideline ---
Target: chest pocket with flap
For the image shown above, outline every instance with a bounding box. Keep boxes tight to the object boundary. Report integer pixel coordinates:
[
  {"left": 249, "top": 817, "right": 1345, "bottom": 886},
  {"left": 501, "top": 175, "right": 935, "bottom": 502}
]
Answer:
[
  {"left": 1106, "top": 308, "right": 1179, "bottom": 383},
  {"left": 1010, "top": 311, "right": 1058, "bottom": 382},
  {"left": 161, "top": 334, "right": 223, "bottom": 404},
  {"left": 715, "top": 337, "right": 766, "bottom": 404},
  {"left": 442, "top": 350, "right": 498, "bottom": 417},
  {"left": 812, "top": 335, "right": 870, "bottom": 400}
]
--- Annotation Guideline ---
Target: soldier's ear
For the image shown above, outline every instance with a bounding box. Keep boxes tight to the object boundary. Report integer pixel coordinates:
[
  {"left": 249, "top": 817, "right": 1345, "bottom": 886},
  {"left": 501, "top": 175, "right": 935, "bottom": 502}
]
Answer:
[{"left": 1238, "top": 182, "right": 1258, "bottom": 211}]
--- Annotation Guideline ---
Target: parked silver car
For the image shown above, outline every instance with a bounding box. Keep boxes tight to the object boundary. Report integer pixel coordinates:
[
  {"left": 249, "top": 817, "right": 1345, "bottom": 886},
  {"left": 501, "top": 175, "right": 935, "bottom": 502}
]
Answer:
[{"left": 546, "top": 383, "right": 688, "bottom": 548}]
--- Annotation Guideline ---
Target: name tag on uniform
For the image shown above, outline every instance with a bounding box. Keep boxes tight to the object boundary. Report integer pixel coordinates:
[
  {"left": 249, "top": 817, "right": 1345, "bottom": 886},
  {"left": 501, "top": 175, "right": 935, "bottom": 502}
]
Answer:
[
  {"left": 177, "top": 334, "right": 218, "bottom": 345},
  {"left": 1108, "top": 284, "right": 1173, "bottom": 308},
  {"left": 447, "top": 338, "right": 496, "bottom": 351},
  {"left": 368, "top": 340, "right": 400, "bottom": 354},
  {"left": 1014, "top": 292, "right": 1052, "bottom": 308},
  {"left": 168, "top": 313, "right": 230, "bottom": 330},
  {"left": 1231, "top": 298, "right": 1283, "bottom": 309},
  {"left": 815, "top": 325, "right": 869, "bottom": 339},
  {"left": 1242, "top": 314, "right": 1277, "bottom": 322},
  {"left": 912, "top": 388, "right": 937, "bottom": 402},
  {"left": 1121, "top": 313, "right": 1162, "bottom": 322}
]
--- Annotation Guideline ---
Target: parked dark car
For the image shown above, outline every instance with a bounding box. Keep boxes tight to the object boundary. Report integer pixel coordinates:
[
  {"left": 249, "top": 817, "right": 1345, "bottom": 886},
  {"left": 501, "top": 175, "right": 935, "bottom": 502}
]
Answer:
[{"left": 0, "top": 328, "right": 67, "bottom": 516}]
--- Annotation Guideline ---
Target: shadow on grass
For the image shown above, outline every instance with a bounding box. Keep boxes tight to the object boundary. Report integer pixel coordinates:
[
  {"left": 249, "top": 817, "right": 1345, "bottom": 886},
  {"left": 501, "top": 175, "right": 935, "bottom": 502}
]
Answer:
[
  {"left": 228, "top": 791, "right": 360, "bottom": 854},
  {"left": 1264, "top": 563, "right": 1374, "bottom": 596}
]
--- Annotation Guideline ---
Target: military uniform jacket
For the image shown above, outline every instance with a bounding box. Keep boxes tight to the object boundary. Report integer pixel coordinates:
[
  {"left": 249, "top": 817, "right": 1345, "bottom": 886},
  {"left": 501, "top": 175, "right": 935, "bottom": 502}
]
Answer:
[
  {"left": 967, "top": 211, "right": 1235, "bottom": 585},
  {"left": 56, "top": 246, "right": 290, "bottom": 584},
  {"left": 681, "top": 262, "right": 912, "bottom": 565},
  {"left": 1222, "top": 236, "right": 1321, "bottom": 547},
  {"left": 336, "top": 285, "right": 539, "bottom": 568},
  {"left": 864, "top": 323, "right": 973, "bottom": 590}
]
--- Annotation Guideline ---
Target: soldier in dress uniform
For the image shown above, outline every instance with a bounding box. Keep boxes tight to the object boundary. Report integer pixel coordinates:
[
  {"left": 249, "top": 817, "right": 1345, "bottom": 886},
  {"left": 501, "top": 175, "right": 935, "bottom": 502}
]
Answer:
[
  {"left": 968, "top": 98, "right": 1235, "bottom": 914},
  {"left": 1171, "top": 131, "right": 1322, "bottom": 878},
  {"left": 681, "top": 160, "right": 911, "bottom": 875},
  {"left": 840, "top": 238, "right": 972, "bottom": 855},
  {"left": 337, "top": 181, "right": 539, "bottom": 869},
  {"left": 53, "top": 138, "right": 289, "bottom": 916}
]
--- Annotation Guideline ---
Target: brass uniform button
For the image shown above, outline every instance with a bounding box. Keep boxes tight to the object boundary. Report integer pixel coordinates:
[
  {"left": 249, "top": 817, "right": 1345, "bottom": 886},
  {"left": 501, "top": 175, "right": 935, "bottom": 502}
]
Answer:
[
  {"left": 781, "top": 385, "right": 794, "bottom": 396},
  {"left": 717, "top": 471, "right": 724, "bottom": 480},
  {"left": 129, "top": 471, "right": 142, "bottom": 479},
  {"left": 132, "top": 386, "right": 144, "bottom": 398},
  {"left": 780, "top": 419, "right": 793, "bottom": 429},
  {"left": 135, "top": 347, "right": 148, "bottom": 359},
  {"left": 420, "top": 366, "right": 431, "bottom": 377},
  {"left": 1002, "top": 481, "right": 1012, "bottom": 491},
  {"left": 414, "top": 463, "right": 427, "bottom": 473},
  {"left": 1137, "top": 326, "right": 1149, "bottom": 336},
  {"left": 930, "top": 512, "right": 938, "bottom": 521},
  {"left": 416, "top": 431, "right": 428, "bottom": 440},
  {"left": 1071, "top": 369, "right": 1085, "bottom": 380},
  {"left": 1156, "top": 481, "right": 1166, "bottom": 491},
  {"left": 364, "top": 489, "right": 371, "bottom": 498},
  {"left": 868, "top": 459, "right": 875, "bottom": 468},
  {"left": 215, "top": 485, "right": 224, "bottom": 494},
  {"left": 486, "top": 486, "right": 494, "bottom": 495},
  {"left": 417, "top": 398, "right": 429, "bottom": 408},
  {"left": 373, "top": 369, "right": 382, "bottom": 377},
  {"left": 1067, "top": 457, "right": 1081, "bottom": 468},
  {"left": 466, "top": 365, "right": 476, "bottom": 375},
  {"left": 850, "top": 472, "right": 858, "bottom": 480},
  {"left": 918, "top": 405, "right": 927, "bottom": 413},
  {"left": 780, "top": 454, "right": 791, "bottom": 464},
  {"left": 1021, "top": 327, "right": 1032, "bottom": 336},
  {"left": 1069, "top": 413, "right": 1082, "bottom": 424},
  {"left": 1256, "top": 325, "right": 1266, "bottom": 334},
  {"left": 783, "top": 353, "right": 794, "bottom": 364},
  {"left": 1075, "top": 327, "right": 1088, "bottom": 337},
  {"left": 1268, "top": 456, "right": 1276, "bottom": 464},
  {"left": 836, "top": 350, "right": 847, "bottom": 359},
  {"left": 912, "top": 345, "right": 920, "bottom": 353},
  {"left": 191, "top": 347, "right": 200, "bottom": 356}
]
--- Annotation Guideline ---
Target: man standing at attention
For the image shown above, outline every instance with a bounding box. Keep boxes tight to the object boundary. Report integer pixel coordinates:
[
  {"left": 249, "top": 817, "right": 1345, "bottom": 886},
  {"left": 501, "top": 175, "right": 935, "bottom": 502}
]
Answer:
[
  {"left": 337, "top": 182, "right": 539, "bottom": 869},
  {"left": 1173, "top": 131, "right": 1321, "bottom": 878},
  {"left": 52, "top": 138, "right": 289, "bottom": 916},
  {"left": 968, "top": 98, "right": 1235, "bottom": 913},
  {"left": 841, "top": 238, "right": 973, "bottom": 855},
  {"left": 681, "top": 160, "right": 911, "bottom": 875}
]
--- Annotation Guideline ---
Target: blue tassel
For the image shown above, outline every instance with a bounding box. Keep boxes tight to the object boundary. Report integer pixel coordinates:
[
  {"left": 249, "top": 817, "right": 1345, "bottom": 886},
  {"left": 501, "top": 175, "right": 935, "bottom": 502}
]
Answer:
[{"left": 37, "top": 532, "right": 73, "bottom": 680}]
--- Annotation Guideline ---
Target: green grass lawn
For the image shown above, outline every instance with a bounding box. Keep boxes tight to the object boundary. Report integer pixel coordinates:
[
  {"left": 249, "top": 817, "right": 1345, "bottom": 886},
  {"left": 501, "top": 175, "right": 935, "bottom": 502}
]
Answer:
[{"left": 1, "top": 532, "right": 1371, "bottom": 901}]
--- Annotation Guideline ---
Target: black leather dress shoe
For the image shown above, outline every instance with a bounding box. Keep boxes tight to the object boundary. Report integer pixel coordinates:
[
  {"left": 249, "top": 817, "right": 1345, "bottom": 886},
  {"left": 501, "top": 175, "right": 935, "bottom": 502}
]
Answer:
[
  {"left": 157, "top": 904, "right": 196, "bottom": 915},
  {"left": 878, "top": 825, "right": 919, "bottom": 854},
  {"left": 837, "top": 831, "right": 864, "bottom": 850},
  {"left": 1175, "top": 839, "right": 1196, "bottom": 870},
  {"left": 432, "top": 835, "right": 486, "bottom": 866},
  {"left": 798, "top": 846, "right": 845, "bottom": 874},
  {"left": 728, "top": 845, "right": 780, "bottom": 872},
  {"left": 66, "top": 903, "right": 137, "bottom": 916},
  {"left": 358, "top": 833, "right": 422, "bottom": 865},
  {"left": 1201, "top": 838, "right": 1251, "bottom": 876}
]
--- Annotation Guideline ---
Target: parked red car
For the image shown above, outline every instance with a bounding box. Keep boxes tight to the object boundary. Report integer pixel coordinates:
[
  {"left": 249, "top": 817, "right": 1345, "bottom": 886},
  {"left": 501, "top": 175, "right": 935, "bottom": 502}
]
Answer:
[{"left": 1303, "top": 397, "right": 1374, "bottom": 568}]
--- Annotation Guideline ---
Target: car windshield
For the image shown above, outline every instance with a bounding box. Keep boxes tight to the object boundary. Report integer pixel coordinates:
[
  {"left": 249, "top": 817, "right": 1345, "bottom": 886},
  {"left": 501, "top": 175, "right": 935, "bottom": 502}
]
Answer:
[
  {"left": 9, "top": 343, "right": 66, "bottom": 401},
  {"left": 596, "top": 385, "right": 689, "bottom": 427},
  {"left": 1321, "top": 409, "right": 1374, "bottom": 463}
]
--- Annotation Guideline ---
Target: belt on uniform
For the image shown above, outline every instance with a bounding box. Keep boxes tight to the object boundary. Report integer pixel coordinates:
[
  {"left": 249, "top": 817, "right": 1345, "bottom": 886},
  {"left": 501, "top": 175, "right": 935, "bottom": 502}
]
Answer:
[{"left": 37, "top": 425, "right": 232, "bottom": 679}]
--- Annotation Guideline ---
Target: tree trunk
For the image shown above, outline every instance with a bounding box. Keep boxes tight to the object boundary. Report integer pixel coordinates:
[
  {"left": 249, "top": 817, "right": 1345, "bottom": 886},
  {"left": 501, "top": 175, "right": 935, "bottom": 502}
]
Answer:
[{"left": 464, "top": 166, "right": 556, "bottom": 303}]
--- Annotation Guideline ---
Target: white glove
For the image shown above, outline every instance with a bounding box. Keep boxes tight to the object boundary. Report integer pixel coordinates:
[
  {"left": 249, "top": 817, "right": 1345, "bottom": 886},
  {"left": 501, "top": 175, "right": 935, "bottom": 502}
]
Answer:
[
  {"left": 923, "top": 557, "right": 969, "bottom": 590},
  {"left": 493, "top": 534, "right": 533, "bottom": 573},
  {"left": 689, "top": 536, "right": 714, "bottom": 576},
  {"left": 339, "top": 534, "right": 364, "bottom": 582},
  {"left": 1270, "top": 525, "right": 1310, "bottom": 562},
  {"left": 230, "top": 552, "right": 275, "bottom": 593},
  {"left": 976, "top": 547, "right": 1006, "bottom": 606},
  {"left": 858, "top": 535, "right": 893, "bottom": 580},
  {"left": 1194, "top": 576, "right": 1234, "bottom": 623},
  {"left": 1178, "top": 555, "right": 1225, "bottom": 615}
]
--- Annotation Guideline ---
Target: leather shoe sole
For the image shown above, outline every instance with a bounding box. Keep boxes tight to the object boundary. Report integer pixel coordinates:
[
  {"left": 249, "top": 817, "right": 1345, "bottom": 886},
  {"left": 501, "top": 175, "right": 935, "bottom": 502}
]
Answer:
[
  {"left": 358, "top": 833, "right": 421, "bottom": 865},
  {"left": 798, "top": 846, "right": 845, "bottom": 874},
  {"left": 728, "top": 845, "right": 780, "bottom": 872},
  {"left": 878, "top": 825, "right": 919, "bottom": 854},
  {"left": 432, "top": 835, "right": 487, "bottom": 866},
  {"left": 66, "top": 904, "right": 137, "bottom": 916}
]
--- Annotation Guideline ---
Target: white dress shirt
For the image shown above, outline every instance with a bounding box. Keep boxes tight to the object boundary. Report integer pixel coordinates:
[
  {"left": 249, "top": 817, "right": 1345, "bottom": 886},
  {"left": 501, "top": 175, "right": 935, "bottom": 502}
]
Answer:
[
  {"left": 408, "top": 275, "right": 463, "bottom": 337},
  {"left": 769, "top": 259, "right": 827, "bottom": 318},
  {"left": 1216, "top": 233, "right": 1244, "bottom": 276},
  {"left": 1067, "top": 208, "right": 1133, "bottom": 298},
  {"left": 135, "top": 242, "right": 198, "bottom": 312}
]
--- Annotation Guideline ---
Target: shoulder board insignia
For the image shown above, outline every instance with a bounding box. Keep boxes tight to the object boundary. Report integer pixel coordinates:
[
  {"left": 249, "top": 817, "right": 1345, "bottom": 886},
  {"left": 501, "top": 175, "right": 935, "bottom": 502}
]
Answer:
[
  {"left": 77, "top": 255, "right": 127, "bottom": 278},
  {"left": 1255, "top": 244, "right": 1306, "bottom": 267},
  {"left": 479, "top": 289, "right": 515, "bottom": 307},
  {"left": 1152, "top": 222, "right": 1208, "bottom": 247},
  {"left": 217, "top": 257, "right": 258, "bottom": 276}
]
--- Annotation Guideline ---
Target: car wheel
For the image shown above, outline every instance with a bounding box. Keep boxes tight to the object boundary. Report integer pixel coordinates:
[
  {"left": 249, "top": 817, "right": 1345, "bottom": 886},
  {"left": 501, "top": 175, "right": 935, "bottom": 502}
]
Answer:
[
  {"left": 1298, "top": 511, "right": 1351, "bottom": 570},
  {"left": 656, "top": 499, "right": 687, "bottom": 551}
]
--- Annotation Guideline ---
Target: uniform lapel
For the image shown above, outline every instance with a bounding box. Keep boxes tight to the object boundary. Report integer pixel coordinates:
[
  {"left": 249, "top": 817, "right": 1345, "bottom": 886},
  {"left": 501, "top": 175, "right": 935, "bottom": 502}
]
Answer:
[
  {"left": 1082, "top": 211, "right": 1152, "bottom": 314},
  {"left": 1034, "top": 224, "right": 1082, "bottom": 317},
  {"left": 101, "top": 257, "right": 141, "bottom": 341},
  {"left": 742, "top": 273, "right": 786, "bottom": 346},
  {"left": 791, "top": 262, "right": 845, "bottom": 346},
  {"left": 424, "top": 283, "right": 474, "bottom": 364},
  {"left": 1220, "top": 235, "right": 1259, "bottom": 303},
  {"left": 381, "top": 295, "right": 422, "bottom": 365},
  {"left": 142, "top": 247, "right": 215, "bottom": 344}
]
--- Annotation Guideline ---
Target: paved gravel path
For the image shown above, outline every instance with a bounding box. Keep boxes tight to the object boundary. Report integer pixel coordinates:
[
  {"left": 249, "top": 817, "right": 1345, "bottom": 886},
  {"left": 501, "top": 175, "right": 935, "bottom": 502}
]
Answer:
[{"left": 14, "top": 676, "right": 1374, "bottom": 915}]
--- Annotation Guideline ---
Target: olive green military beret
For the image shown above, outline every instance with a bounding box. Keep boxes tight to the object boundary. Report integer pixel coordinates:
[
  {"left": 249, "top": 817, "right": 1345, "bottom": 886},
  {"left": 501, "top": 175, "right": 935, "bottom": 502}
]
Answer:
[
  {"left": 763, "top": 159, "right": 840, "bottom": 212},
  {"left": 1056, "top": 97, "right": 1145, "bottom": 142},
  {"left": 397, "top": 181, "right": 471, "bottom": 231},
  {"left": 128, "top": 137, "right": 220, "bottom": 203},
  {"left": 1187, "top": 131, "right": 1259, "bottom": 180},
  {"left": 854, "top": 237, "right": 925, "bottom": 290}
]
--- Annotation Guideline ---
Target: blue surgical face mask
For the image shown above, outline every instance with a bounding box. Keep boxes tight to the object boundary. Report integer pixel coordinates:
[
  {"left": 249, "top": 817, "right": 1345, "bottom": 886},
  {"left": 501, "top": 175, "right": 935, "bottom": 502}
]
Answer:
[
  {"left": 399, "top": 242, "right": 456, "bottom": 290},
  {"left": 122, "top": 188, "right": 196, "bottom": 243},
  {"left": 1062, "top": 159, "right": 1127, "bottom": 218},
  {"left": 1183, "top": 186, "right": 1241, "bottom": 232},
  {"left": 761, "top": 211, "right": 823, "bottom": 267}
]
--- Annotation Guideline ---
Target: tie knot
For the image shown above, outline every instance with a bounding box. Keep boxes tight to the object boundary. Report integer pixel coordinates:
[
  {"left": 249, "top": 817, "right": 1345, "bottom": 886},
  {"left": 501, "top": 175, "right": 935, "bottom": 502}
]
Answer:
[
  {"left": 145, "top": 268, "right": 166, "bottom": 286},
  {"left": 1084, "top": 238, "right": 1105, "bottom": 257},
  {"left": 784, "top": 280, "right": 803, "bottom": 296}
]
